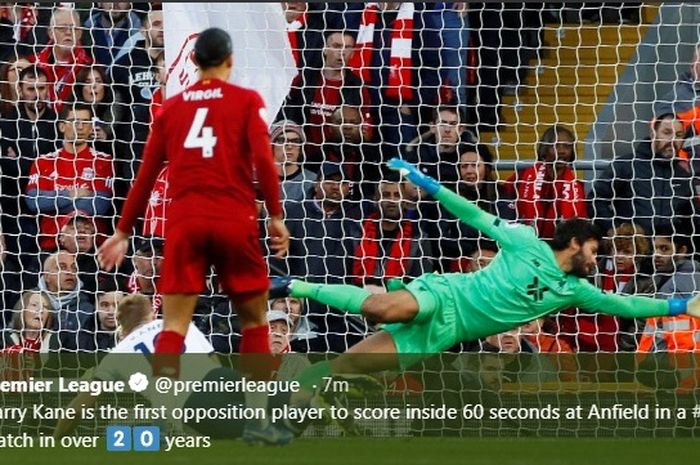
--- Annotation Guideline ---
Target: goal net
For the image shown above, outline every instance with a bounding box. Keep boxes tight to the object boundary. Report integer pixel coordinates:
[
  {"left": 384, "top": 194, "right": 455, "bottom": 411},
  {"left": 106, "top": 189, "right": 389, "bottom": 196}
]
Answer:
[{"left": 0, "top": 1, "right": 699, "bottom": 438}]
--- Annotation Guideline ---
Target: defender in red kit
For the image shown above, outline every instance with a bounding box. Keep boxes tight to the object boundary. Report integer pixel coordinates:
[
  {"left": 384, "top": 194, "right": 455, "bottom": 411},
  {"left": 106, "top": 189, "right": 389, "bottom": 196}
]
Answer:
[{"left": 98, "top": 28, "right": 290, "bottom": 444}]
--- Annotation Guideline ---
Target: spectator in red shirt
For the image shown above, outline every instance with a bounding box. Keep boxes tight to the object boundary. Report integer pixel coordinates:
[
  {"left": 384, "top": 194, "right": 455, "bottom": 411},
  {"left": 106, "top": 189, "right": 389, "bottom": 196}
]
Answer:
[
  {"left": 352, "top": 177, "right": 433, "bottom": 289},
  {"left": 149, "top": 50, "right": 165, "bottom": 121},
  {"left": 25, "top": 102, "right": 114, "bottom": 251},
  {"left": 505, "top": 125, "right": 587, "bottom": 239},
  {"left": 0, "top": 3, "right": 43, "bottom": 62},
  {"left": 142, "top": 165, "right": 170, "bottom": 238},
  {"left": 284, "top": 2, "right": 309, "bottom": 71},
  {"left": 31, "top": 7, "right": 92, "bottom": 111}
]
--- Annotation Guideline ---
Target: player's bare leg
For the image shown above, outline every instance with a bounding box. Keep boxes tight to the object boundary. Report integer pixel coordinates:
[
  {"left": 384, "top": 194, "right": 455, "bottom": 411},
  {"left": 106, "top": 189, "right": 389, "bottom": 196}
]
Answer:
[
  {"left": 294, "top": 331, "right": 400, "bottom": 400},
  {"left": 161, "top": 293, "right": 200, "bottom": 333},
  {"left": 360, "top": 291, "right": 419, "bottom": 323},
  {"left": 153, "top": 293, "right": 199, "bottom": 377},
  {"left": 285, "top": 331, "right": 400, "bottom": 436},
  {"left": 334, "top": 330, "right": 400, "bottom": 372},
  {"left": 269, "top": 279, "right": 418, "bottom": 389}
]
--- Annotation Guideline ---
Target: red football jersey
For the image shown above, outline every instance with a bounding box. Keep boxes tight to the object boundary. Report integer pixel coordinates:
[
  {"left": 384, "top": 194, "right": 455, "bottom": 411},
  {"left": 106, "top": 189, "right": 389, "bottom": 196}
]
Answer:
[
  {"left": 26, "top": 146, "right": 114, "bottom": 249},
  {"left": 118, "top": 78, "right": 281, "bottom": 233}
]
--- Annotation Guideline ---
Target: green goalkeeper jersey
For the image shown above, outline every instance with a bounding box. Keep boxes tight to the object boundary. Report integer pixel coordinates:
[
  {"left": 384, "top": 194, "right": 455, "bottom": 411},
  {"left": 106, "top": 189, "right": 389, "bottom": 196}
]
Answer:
[
  {"left": 384, "top": 186, "right": 671, "bottom": 353},
  {"left": 437, "top": 216, "right": 668, "bottom": 341}
]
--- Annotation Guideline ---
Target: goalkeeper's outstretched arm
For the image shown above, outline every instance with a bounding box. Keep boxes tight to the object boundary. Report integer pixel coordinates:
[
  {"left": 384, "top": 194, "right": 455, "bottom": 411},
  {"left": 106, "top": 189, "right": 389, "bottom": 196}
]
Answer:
[
  {"left": 575, "top": 280, "right": 700, "bottom": 319},
  {"left": 387, "top": 158, "right": 517, "bottom": 245}
]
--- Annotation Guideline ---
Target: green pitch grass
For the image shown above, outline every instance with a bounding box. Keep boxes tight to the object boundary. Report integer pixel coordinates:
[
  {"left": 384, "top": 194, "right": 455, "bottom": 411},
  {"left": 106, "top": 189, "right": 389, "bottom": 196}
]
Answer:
[{"left": 2, "top": 437, "right": 698, "bottom": 465}]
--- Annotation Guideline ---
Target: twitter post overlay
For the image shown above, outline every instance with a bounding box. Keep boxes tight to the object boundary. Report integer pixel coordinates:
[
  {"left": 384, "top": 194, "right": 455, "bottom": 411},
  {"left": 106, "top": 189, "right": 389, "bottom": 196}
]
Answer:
[{"left": 0, "top": 353, "right": 698, "bottom": 455}]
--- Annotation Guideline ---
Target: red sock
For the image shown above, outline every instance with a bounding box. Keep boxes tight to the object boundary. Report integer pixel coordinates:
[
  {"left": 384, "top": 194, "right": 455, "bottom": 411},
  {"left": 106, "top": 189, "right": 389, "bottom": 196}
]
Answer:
[
  {"left": 239, "top": 325, "right": 273, "bottom": 380},
  {"left": 153, "top": 330, "right": 184, "bottom": 378},
  {"left": 154, "top": 330, "right": 185, "bottom": 353}
]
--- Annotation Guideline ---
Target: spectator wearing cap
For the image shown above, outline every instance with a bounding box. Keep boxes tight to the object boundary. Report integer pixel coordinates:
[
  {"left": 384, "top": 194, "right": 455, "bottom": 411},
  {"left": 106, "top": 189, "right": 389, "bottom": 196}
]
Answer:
[
  {"left": 57, "top": 211, "right": 100, "bottom": 293},
  {"left": 267, "top": 309, "right": 293, "bottom": 354},
  {"left": 128, "top": 238, "right": 163, "bottom": 316},
  {"left": 270, "top": 296, "right": 328, "bottom": 353},
  {"left": 266, "top": 309, "right": 311, "bottom": 380},
  {"left": 38, "top": 250, "right": 95, "bottom": 352},
  {"left": 276, "top": 161, "right": 367, "bottom": 352},
  {"left": 270, "top": 120, "right": 316, "bottom": 207}
]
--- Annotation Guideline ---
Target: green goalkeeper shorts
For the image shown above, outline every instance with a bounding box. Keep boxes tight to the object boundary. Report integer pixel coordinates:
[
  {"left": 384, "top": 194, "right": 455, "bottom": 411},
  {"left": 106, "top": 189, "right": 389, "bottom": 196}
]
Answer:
[{"left": 383, "top": 273, "right": 458, "bottom": 369}]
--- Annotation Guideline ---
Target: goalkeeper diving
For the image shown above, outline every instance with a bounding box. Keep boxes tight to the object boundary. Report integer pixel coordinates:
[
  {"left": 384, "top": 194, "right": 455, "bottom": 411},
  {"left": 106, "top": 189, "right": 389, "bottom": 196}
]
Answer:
[{"left": 271, "top": 158, "right": 700, "bottom": 408}]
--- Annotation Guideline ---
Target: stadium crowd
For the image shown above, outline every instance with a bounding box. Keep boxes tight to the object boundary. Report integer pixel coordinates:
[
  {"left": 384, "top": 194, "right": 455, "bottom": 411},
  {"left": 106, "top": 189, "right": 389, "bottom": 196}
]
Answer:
[{"left": 1, "top": 2, "right": 699, "bottom": 369}]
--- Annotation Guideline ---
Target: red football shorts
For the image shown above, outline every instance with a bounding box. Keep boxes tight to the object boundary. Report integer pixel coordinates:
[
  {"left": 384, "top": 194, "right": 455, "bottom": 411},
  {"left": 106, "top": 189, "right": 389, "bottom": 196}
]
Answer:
[{"left": 158, "top": 217, "right": 268, "bottom": 297}]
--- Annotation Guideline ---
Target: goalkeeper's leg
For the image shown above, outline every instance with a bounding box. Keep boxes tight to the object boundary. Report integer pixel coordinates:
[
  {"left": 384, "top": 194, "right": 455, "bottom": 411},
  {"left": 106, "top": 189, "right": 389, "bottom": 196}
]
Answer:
[
  {"left": 270, "top": 277, "right": 420, "bottom": 323},
  {"left": 282, "top": 331, "right": 400, "bottom": 436}
]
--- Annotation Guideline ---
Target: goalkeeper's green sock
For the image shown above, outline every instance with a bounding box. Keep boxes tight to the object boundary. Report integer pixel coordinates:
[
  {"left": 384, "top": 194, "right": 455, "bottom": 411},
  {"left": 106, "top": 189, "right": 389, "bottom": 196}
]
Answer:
[{"left": 290, "top": 281, "right": 370, "bottom": 315}]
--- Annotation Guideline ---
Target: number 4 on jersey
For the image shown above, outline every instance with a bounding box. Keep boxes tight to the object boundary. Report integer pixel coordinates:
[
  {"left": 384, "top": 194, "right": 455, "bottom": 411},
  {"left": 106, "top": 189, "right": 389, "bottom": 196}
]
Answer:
[{"left": 185, "top": 107, "right": 217, "bottom": 158}]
